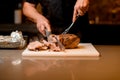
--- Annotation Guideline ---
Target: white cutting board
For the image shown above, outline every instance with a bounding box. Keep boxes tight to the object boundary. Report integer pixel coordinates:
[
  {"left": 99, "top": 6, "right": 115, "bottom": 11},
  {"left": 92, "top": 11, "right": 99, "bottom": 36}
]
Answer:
[{"left": 22, "top": 43, "right": 100, "bottom": 58}]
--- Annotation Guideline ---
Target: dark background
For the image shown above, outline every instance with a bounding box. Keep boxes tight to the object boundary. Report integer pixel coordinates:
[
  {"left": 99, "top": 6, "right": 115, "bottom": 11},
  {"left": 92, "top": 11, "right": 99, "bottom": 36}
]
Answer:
[{"left": 0, "top": 0, "right": 22, "bottom": 24}]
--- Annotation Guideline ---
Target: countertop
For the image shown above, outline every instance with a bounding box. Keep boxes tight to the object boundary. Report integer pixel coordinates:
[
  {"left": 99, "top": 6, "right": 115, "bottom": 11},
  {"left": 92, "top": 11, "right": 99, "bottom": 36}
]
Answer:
[{"left": 0, "top": 45, "right": 120, "bottom": 80}]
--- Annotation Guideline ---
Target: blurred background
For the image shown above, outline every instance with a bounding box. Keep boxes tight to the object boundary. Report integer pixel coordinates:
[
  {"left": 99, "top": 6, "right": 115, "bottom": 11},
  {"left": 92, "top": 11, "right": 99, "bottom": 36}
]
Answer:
[
  {"left": 89, "top": 0, "right": 120, "bottom": 24},
  {"left": 0, "top": 0, "right": 120, "bottom": 24},
  {"left": 0, "top": 0, "right": 21, "bottom": 24},
  {"left": 0, "top": 0, "right": 120, "bottom": 44}
]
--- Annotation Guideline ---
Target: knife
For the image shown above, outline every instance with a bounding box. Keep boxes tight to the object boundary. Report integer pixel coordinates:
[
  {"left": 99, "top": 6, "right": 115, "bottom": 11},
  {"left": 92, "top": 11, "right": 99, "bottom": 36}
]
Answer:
[{"left": 45, "top": 29, "right": 51, "bottom": 41}]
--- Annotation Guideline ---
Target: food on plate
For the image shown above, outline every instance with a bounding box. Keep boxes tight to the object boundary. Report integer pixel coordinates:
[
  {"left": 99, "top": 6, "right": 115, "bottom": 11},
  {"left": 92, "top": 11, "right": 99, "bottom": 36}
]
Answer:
[{"left": 27, "top": 34, "right": 80, "bottom": 51}]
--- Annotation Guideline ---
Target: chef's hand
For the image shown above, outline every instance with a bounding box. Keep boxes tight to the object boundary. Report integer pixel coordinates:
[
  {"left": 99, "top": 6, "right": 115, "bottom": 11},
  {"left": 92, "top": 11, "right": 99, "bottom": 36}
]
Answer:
[
  {"left": 23, "top": 2, "right": 51, "bottom": 36},
  {"left": 36, "top": 15, "right": 51, "bottom": 36},
  {"left": 72, "top": 0, "right": 89, "bottom": 22}
]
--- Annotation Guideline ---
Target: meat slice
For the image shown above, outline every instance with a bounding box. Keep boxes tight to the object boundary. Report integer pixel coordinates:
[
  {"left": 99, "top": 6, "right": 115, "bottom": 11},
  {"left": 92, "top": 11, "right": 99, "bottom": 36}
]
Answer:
[{"left": 27, "top": 40, "right": 49, "bottom": 51}]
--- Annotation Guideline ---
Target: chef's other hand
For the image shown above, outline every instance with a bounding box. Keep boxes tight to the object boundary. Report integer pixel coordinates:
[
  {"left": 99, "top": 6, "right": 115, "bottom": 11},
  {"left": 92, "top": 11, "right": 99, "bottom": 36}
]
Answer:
[
  {"left": 36, "top": 15, "right": 51, "bottom": 36},
  {"left": 73, "top": 0, "right": 89, "bottom": 22}
]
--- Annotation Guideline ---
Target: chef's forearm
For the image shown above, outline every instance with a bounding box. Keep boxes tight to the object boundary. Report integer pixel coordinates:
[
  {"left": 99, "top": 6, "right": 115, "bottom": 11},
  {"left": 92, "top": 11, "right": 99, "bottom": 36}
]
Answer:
[{"left": 23, "top": 2, "right": 42, "bottom": 23}]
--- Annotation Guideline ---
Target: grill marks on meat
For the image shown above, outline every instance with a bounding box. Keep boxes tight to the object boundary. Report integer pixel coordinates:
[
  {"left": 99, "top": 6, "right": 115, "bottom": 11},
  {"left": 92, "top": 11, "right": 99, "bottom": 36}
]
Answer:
[{"left": 27, "top": 34, "right": 80, "bottom": 51}]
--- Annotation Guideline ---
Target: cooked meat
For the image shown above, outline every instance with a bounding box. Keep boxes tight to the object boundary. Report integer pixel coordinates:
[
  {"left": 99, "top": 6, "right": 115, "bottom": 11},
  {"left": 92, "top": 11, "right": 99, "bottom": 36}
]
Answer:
[
  {"left": 27, "top": 41, "right": 49, "bottom": 51},
  {"left": 48, "top": 34, "right": 64, "bottom": 51},
  {"left": 59, "top": 34, "right": 80, "bottom": 49},
  {"left": 27, "top": 34, "right": 80, "bottom": 51}
]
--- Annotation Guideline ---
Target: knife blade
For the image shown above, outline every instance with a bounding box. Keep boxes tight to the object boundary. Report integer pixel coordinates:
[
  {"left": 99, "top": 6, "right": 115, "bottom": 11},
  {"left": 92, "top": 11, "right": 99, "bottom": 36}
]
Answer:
[{"left": 45, "top": 29, "right": 51, "bottom": 41}]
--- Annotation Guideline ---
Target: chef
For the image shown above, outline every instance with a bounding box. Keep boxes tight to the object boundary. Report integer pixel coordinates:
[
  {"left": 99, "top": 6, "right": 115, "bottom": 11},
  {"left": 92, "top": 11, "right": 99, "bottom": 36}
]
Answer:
[{"left": 23, "top": 0, "right": 89, "bottom": 37}]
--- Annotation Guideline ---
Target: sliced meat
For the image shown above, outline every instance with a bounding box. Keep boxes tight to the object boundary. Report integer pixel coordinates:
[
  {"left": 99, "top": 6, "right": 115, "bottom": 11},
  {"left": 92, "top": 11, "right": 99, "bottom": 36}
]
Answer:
[
  {"left": 27, "top": 34, "right": 80, "bottom": 51},
  {"left": 48, "top": 34, "right": 63, "bottom": 52},
  {"left": 48, "top": 34, "right": 80, "bottom": 51},
  {"left": 27, "top": 41, "right": 48, "bottom": 51}
]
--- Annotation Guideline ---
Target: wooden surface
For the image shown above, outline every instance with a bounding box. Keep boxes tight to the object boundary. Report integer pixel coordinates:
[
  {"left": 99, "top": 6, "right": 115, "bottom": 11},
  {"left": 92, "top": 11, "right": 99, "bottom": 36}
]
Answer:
[{"left": 22, "top": 43, "right": 100, "bottom": 58}]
